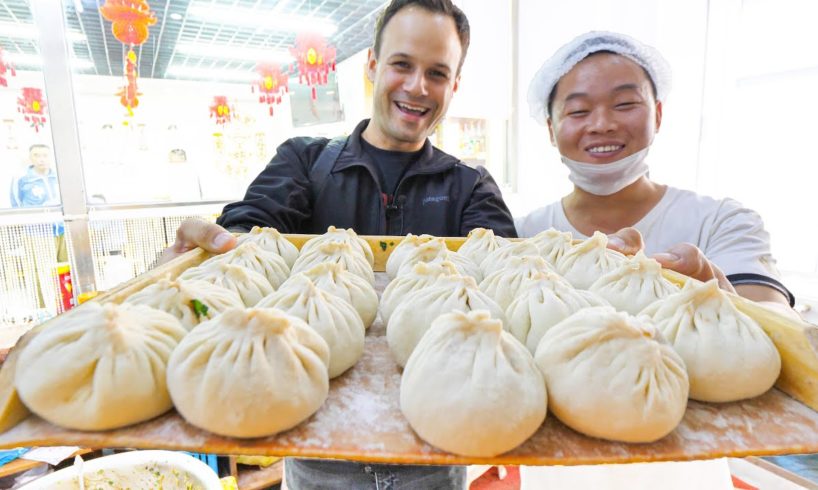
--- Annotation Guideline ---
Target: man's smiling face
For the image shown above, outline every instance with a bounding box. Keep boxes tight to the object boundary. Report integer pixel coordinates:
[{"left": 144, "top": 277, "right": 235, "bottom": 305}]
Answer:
[
  {"left": 363, "top": 6, "right": 462, "bottom": 152},
  {"left": 548, "top": 52, "right": 662, "bottom": 164}
]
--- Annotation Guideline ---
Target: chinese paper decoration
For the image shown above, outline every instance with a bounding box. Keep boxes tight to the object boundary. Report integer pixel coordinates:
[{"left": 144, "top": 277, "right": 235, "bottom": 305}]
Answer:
[
  {"left": 115, "top": 49, "right": 141, "bottom": 116},
  {"left": 17, "top": 87, "right": 47, "bottom": 133},
  {"left": 289, "top": 32, "right": 336, "bottom": 100},
  {"left": 99, "top": 0, "right": 157, "bottom": 116},
  {"left": 209, "top": 96, "right": 233, "bottom": 126},
  {"left": 212, "top": 132, "right": 224, "bottom": 150},
  {"left": 255, "top": 131, "right": 267, "bottom": 159},
  {"left": 212, "top": 123, "right": 253, "bottom": 197},
  {"left": 0, "top": 46, "right": 16, "bottom": 87},
  {"left": 252, "top": 63, "right": 289, "bottom": 116}
]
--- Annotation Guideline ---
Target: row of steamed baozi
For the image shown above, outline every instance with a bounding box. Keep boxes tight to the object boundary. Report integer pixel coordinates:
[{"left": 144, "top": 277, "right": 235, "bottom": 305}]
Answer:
[
  {"left": 384, "top": 229, "right": 781, "bottom": 456},
  {"left": 386, "top": 227, "right": 659, "bottom": 303},
  {"left": 383, "top": 229, "right": 608, "bottom": 366},
  {"left": 165, "top": 226, "right": 378, "bottom": 437},
  {"left": 13, "top": 226, "right": 378, "bottom": 439},
  {"left": 381, "top": 234, "right": 603, "bottom": 454},
  {"left": 13, "top": 225, "right": 781, "bottom": 455}
]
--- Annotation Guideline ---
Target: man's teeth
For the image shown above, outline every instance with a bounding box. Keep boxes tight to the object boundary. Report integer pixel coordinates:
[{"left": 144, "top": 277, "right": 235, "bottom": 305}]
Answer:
[
  {"left": 588, "top": 145, "right": 623, "bottom": 153},
  {"left": 397, "top": 102, "right": 428, "bottom": 114}
]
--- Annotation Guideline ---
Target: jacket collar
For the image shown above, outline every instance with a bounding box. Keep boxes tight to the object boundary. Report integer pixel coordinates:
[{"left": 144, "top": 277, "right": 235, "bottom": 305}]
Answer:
[
  {"left": 334, "top": 119, "right": 459, "bottom": 176},
  {"left": 24, "top": 166, "right": 57, "bottom": 180}
]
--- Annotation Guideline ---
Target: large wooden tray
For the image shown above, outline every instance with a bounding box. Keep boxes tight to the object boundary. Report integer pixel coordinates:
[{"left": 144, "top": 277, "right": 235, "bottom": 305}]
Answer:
[{"left": 0, "top": 234, "right": 816, "bottom": 466}]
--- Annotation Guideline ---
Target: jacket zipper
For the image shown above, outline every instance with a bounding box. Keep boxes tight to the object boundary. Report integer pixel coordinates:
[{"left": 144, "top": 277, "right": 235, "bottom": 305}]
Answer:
[
  {"left": 388, "top": 179, "right": 409, "bottom": 236},
  {"left": 348, "top": 159, "right": 455, "bottom": 236}
]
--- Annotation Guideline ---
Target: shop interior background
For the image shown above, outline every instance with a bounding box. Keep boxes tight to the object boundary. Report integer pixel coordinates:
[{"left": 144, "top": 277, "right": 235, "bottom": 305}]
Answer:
[{"left": 0, "top": 0, "right": 816, "bottom": 331}]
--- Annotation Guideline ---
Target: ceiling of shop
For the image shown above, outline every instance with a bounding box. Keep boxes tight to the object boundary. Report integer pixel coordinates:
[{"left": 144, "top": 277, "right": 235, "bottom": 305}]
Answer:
[{"left": 0, "top": 0, "right": 386, "bottom": 82}]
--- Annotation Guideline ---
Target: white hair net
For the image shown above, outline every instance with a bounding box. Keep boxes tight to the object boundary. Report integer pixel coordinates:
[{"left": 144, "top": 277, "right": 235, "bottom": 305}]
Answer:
[{"left": 527, "top": 31, "right": 672, "bottom": 125}]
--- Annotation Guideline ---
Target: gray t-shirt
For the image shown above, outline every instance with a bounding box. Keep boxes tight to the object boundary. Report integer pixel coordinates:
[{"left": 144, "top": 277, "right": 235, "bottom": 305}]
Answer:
[{"left": 360, "top": 138, "right": 422, "bottom": 196}]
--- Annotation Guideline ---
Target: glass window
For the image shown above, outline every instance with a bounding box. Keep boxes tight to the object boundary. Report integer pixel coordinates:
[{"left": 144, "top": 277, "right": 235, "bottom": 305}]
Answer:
[
  {"left": 0, "top": 0, "right": 514, "bottom": 328},
  {"left": 1, "top": 1, "right": 69, "bottom": 329},
  {"left": 45, "top": 0, "right": 512, "bottom": 206},
  {"left": 55, "top": 0, "right": 389, "bottom": 206},
  {"left": 0, "top": 0, "right": 61, "bottom": 210}
]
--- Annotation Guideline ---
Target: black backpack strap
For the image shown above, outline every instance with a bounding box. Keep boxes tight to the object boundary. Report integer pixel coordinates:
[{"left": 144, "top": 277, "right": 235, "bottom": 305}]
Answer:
[{"left": 309, "top": 136, "right": 347, "bottom": 201}]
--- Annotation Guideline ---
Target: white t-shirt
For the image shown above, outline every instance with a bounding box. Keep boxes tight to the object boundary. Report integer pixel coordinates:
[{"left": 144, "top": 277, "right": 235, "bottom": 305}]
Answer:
[{"left": 516, "top": 186, "right": 792, "bottom": 302}]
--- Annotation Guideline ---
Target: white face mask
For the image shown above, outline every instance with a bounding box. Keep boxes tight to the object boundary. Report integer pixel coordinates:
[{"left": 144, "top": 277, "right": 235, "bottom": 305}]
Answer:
[{"left": 560, "top": 146, "right": 650, "bottom": 196}]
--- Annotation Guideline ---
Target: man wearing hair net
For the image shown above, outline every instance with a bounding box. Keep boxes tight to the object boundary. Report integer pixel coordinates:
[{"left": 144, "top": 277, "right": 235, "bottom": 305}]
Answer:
[{"left": 516, "top": 30, "right": 795, "bottom": 313}]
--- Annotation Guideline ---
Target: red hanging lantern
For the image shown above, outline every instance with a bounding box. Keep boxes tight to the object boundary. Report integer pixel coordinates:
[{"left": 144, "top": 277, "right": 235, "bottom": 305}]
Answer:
[
  {"left": 100, "top": 0, "right": 156, "bottom": 117},
  {"left": 17, "top": 87, "right": 47, "bottom": 133},
  {"left": 209, "top": 96, "right": 233, "bottom": 126},
  {"left": 252, "top": 63, "right": 289, "bottom": 116},
  {"left": 99, "top": 0, "right": 157, "bottom": 46},
  {"left": 289, "top": 32, "right": 336, "bottom": 100},
  {"left": 0, "top": 46, "right": 16, "bottom": 87}
]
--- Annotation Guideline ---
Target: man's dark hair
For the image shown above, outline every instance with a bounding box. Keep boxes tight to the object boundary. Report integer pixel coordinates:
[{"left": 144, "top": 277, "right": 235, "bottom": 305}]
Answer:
[
  {"left": 373, "top": 0, "right": 470, "bottom": 72},
  {"left": 29, "top": 144, "right": 50, "bottom": 153},
  {"left": 547, "top": 50, "right": 658, "bottom": 119}
]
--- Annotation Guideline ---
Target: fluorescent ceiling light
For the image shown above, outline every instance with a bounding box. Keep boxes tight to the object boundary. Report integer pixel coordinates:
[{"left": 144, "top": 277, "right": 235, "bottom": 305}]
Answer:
[
  {"left": 165, "top": 65, "right": 257, "bottom": 82},
  {"left": 169, "top": 13, "right": 183, "bottom": 21},
  {"left": 174, "top": 43, "right": 293, "bottom": 64},
  {"left": 187, "top": 4, "right": 337, "bottom": 36},
  {"left": 70, "top": 31, "right": 89, "bottom": 43},
  {"left": 0, "top": 22, "right": 86, "bottom": 43},
  {"left": 6, "top": 53, "right": 94, "bottom": 70}
]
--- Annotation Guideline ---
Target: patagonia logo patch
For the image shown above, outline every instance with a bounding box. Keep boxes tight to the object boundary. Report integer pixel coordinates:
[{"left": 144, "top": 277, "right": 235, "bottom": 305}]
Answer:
[{"left": 422, "top": 195, "right": 450, "bottom": 205}]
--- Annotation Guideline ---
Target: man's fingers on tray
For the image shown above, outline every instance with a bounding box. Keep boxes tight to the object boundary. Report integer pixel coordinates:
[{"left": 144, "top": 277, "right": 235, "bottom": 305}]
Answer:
[
  {"left": 156, "top": 219, "right": 236, "bottom": 267},
  {"left": 177, "top": 218, "right": 236, "bottom": 254},
  {"left": 607, "top": 227, "right": 644, "bottom": 256},
  {"left": 652, "top": 243, "right": 736, "bottom": 293}
]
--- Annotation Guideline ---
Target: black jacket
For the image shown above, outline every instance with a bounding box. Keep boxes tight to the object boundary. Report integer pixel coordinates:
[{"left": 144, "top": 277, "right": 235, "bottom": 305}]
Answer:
[{"left": 218, "top": 120, "right": 517, "bottom": 238}]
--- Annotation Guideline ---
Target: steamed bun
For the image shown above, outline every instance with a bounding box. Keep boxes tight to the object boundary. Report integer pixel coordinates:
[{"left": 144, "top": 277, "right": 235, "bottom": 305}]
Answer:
[
  {"left": 534, "top": 307, "right": 689, "bottom": 443},
  {"left": 291, "top": 241, "right": 375, "bottom": 285},
  {"left": 506, "top": 271, "right": 598, "bottom": 354},
  {"left": 385, "top": 233, "right": 436, "bottom": 279},
  {"left": 281, "top": 262, "right": 378, "bottom": 328},
  {"left": 380, "top": 261, "right": 460, "bottom": 324},
  {"left": 457, "top": 228, "right": 510, "bottom": 267},
  {"left": 589, "top": 251, "right": 679, "bottom": 314},
  {"left": 300, "top": 226, "right": 374, "bottom": 267},
  {"left": 396, "top": 239, "right": 481, "bottom": 281},
  {"left": 237, "top": 226, "right": 300, "bottom": 268},
  {"left": 167, "top": 307, "right": 330, "bottom": 438},
  {"left": 258, "top": 275, "right": 365, "bottom": 378},
  {"left": 125, "top": 278, "right": 243, "bottom": 330},
  {"left": 387, "top": 275, "right": 505, "bottom": 367},
  {"left": 15, "top": 303, "right": 187, "bottom": 430},
  {"left": 527, "top": 228, "right": 573, "bottom": 267},
  {"left": 199, "top": 241, "right": 290, "bottom": 289},
  {"left": 179, "top": 262, "right": 274, "bottom": 307},
  {"left": 480, "top": 241, "right": 541, "bottom": 278},
  {"left": 401, "top": 310, "right": 546, "bottom": 457},
  {"left": 556, "top": 231, "right": 627, "bottom": 289},
  {"left": 641, "top": 279, "right": 781, "bottom": 402},
  {"left": 479, "top": 256, "right": 552, "bottom": 311}
]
